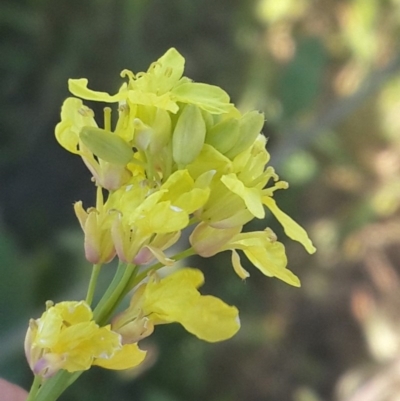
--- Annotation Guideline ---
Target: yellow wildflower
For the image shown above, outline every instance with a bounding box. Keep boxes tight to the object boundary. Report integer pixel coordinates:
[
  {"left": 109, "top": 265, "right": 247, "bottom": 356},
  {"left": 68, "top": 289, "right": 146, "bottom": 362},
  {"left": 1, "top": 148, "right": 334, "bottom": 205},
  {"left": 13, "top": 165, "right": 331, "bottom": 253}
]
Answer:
[
  {"left": 25, "top": 301, "right": 146, "bottom": 378},
  {"left": 74, "top": 187, "right": 116, "bottom": 264},
  {"left": 190, "top": 223, "right": 301, "bottom": 287},
  {"left": 112, "top": 268, "right": 240, "bottom": 343},
  {"left": 55, "top": 98, "right": 132, "bottom": 190},
  {"left": 68, "top": 48, "right": 235, "bottom": 114},
  {"left": 107, "top": 169, "right": 211, "bottom": 264}
]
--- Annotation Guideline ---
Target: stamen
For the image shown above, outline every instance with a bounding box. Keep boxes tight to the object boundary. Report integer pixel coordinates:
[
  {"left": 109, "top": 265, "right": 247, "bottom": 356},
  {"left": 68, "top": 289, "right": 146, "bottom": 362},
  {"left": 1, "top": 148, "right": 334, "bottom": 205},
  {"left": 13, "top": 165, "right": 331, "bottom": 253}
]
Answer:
[
  {"left": 45, "top": 300, "right": 54, "bottom": 310},
  {"left": 104, "top": 107, "right": 112, "bottom": 131},
  {"left": 120, "top": 69, "right": 135, "bottom": 80},
  {"left": 148, "top": 61, "right": 161, "bottom": 71},
  {"left": 96, "top": 185, "right": 104, "bottom": 211}
]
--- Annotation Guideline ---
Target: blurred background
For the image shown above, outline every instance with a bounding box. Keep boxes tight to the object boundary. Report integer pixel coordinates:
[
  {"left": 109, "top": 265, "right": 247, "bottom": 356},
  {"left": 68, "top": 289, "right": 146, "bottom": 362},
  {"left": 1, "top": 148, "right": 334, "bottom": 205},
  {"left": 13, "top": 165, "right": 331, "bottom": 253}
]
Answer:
[{"left": 2, "top": 0, "right": 400, "bottom": 400}]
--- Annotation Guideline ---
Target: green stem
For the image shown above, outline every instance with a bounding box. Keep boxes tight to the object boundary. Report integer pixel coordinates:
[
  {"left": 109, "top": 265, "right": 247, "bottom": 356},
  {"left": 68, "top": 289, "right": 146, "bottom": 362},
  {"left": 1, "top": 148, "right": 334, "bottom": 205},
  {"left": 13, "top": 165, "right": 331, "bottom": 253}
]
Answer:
[
  {"left": 92, "top": 261, "right": 127, "bottom": 321},
  {"left": 93, "top": 262, "right": 137, "bottom": 325},
  {"left": 26, "top": 375, "right": 41, "bottom": 401},
  {"left": 31, "top": 370, "right": 82, "bottom": 401},
  {"left": 85, "top": 264, "right": 102, "bottom": 305}
]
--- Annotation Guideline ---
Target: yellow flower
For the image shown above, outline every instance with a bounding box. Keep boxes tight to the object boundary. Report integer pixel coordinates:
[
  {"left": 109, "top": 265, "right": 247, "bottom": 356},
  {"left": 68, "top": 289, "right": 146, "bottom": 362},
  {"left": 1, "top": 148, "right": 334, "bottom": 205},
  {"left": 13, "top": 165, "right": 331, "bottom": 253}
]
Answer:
[
  {"left": 188, "top": 134, "right": 316, "bottom": 254},
  {"left": 25, "top": 301, "right": 146, "bottom": 378},
  {"left": 190, "top": 223, "right": 301, "bottom": 287},
  {"left": 107, "top": 169, "right": 211, "bottom": 264},
  {"left": 68, "top": 48, "right": 235, "bottom": 115},
  {"left": 55, "top": 98, "right": 132, "bottom": 190},
  {"left": 74, "top": 189, "right": 116, "bottom": 264},
  {"left": 112, "top": 268, "right": 240, "bottom": 343}
]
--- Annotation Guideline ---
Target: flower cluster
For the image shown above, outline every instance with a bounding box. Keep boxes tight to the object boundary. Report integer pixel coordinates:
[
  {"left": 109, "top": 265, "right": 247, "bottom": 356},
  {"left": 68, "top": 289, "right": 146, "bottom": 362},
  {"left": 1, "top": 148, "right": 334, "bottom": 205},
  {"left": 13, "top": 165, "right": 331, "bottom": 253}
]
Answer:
[
  {"left": 25, "top": 301, "right": 145, "bottom": 378},
  {"left": 25, "top": 48, "right": 315, "bottom": 384}
]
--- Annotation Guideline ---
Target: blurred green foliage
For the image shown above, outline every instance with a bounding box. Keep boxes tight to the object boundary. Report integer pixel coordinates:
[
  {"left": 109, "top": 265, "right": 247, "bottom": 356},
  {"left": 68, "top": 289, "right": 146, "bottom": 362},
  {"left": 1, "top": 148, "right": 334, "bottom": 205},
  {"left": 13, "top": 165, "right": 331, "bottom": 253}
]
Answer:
[{"left": 2, "top": 0, "right": 400, "bottom": 400}]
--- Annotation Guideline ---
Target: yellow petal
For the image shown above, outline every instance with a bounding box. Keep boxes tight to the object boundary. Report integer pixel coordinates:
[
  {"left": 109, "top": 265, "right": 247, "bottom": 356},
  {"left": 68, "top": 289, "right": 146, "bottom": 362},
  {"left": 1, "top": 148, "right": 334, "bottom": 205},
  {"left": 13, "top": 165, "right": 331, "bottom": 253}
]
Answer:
[
  {"left": 147, "top": 47, "right": 185, "bottom": 93},
  {"left": 221, "top": 174, "right": 265, "bottom": 218},
  {"left": 263, "top": 197, "right": 316, "bottom": 254},
  {"left": 93, "top": 343, "right": 147, "bottom": 370},
  {"left": 68, "top": 79, "right": 127, "bottom": 103},
  {"left": 134, "top": 201, "right": 188, "bottom": 234},
  {"left": 88, "top": 326, "right": 122, "bottom": 359},
  {"left": 171, "top": 82, "right": 234, "bottom": 114},
  {"left": 128, "top": 91, "right": 178, "bottom": 113},
  {"left": 53, "top": 301, "right": 93, "bottom": 325},
  {"left": 179, "top": 296, "right": 240, "bottom": 342},
  {"left": 244, "top": 242, "right": 301, "bottom": 287},
  {"left": 62, "top": 350, "right": 93, "bottom": 372},
  {"left": 34, "top": 308, "right": 63, "bottom": 348},
  {"left": 143, "top": 268, "right": 240, "bottom": 342},
  {"left": 55, "top": 97, "right": 96, "bottom": 154},
  {"left": 231, "top": 250, "right": 250, "bottom": 280},
  {"left": 143, "top": 269, "right": 204, "bottom": 324}
]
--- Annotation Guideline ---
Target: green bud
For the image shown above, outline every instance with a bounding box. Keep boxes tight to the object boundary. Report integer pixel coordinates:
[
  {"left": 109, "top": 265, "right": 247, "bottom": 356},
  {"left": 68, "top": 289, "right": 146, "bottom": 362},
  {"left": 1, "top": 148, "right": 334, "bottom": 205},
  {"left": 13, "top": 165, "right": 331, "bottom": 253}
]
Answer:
[
  {"left": 133, "top": 118, "right": 152, "bottom": 151},
  {"left": 149, "top": 108, "right": 172, "bottom": 154},
  {"left": 80, "top": 126, "right": 133, "bottom": 165},
  {"left": 172, "top": 104, "right": 206, "bottom": 165},
  {"left": 200, "top": 109, "right": 214, "bottom": 131},
  {"left": 205, "top": 118, "right": 240, "bottom": 154},
  {"left": 225, "top": 111, "right": 265, "bottom": 159}
]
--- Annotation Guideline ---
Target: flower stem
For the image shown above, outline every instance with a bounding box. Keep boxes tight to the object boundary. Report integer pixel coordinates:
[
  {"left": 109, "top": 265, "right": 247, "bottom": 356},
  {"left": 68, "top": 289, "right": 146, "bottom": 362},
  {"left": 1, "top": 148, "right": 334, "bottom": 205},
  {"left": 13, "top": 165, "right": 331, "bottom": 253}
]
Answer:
[
  {"left": 85, "top": 263, "right": 102, "bottom": 306},
  {"left": 93, "top": 262, "right": 137, "bottom": 325},
  {"left": 26, "top": 375, "right": 41, "bottom": 401},
  {"left": 30, "top": 370, "right": 81, "bottom": 401}
]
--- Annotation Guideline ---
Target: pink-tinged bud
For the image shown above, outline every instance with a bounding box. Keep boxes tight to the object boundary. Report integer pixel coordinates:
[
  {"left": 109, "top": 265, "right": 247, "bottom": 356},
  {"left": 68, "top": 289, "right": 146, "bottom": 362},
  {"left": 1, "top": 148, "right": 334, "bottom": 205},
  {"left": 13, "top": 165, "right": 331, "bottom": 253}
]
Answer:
[
  {"left": 81, "top": 152, "right": 132, "bottom": 191},
  {"left": 190, "top": 222, "right": 241, "bottom": 257},
  {"left": 112, "top": 286, "right": 154, "bottom": 344},
  {"left": 80, "top": 126, "right": 134, "bottom": 165},
  {"left": 111, "top": 217, "right": 143, "bottom": 264},
  {"left": 112, "top": 314, "right": 154, "bottom": 344},
  {"left": 74, "top": 202, "right": 116, "bottom": 264}
]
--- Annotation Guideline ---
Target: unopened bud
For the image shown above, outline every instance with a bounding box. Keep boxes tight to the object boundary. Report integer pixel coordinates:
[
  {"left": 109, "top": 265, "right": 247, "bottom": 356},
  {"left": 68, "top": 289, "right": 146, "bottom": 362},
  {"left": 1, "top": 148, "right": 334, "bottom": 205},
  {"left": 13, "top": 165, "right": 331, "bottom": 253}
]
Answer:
[
  {"left": 149, "top": 108, "right": 172, "bottom": 154},
  {"left": 205, "top": 118, "right": 240, "bottom": 154},
  {"left": 225, "top": 111, "right": 265, "bottom": 159},
  {"left": 80, "top": 126, "right": 133, "bottom": 165},
  {"left": 172, "top": 104, "right": 206, "bottom": 165},
  {"left": 190, "top": 222, "right": 241, "bottom": 257},
  {"left": 133, "top": 119, "right": 152, "bottom": 151}
]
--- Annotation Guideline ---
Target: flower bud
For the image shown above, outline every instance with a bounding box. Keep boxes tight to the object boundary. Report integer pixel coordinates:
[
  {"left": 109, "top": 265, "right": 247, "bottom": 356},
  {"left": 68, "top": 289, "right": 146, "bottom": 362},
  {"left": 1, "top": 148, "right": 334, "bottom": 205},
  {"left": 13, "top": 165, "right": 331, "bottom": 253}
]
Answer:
[
  {"left": 172, "top": 104, "right": 206, "bottom": 165},
  {"left": 74, "top": 201, "right": 116, "bottom": 264},
  {"left": 190, "top": 222, "right": 241, "bottom": 257},
  {"left": 80, "top": 126, "right": 134, "bottom": 165},
  {"left": 133, "top": 118, "right": 152, "bottom": 151},
  {"left": 149, "top": 108, "right": 172, "bottom": 154},
  {"left": 225, "top": 111, "right": 265, "bottom": 159},
  {"left": 205, "top": 118, "right": 240, "bottom": 154}
]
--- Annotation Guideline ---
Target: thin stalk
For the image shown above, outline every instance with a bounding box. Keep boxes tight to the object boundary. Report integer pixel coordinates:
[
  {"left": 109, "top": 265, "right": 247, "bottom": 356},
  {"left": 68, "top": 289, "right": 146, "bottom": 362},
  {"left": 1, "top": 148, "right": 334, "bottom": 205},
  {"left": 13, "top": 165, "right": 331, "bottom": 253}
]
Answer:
[
  {"left": 94, "top": 263, "right": 137, "bottom": 325},
  {"left": 31, "top": 371, "right": 81, "bottom": 401},
  {"left": 26, "top": 376, "right": 41, "bottom": 401},
  {"left": 92, "top": 261, "right": 127, "bottom": 322},
  {"left": 85, "top": 264, "right": 102, "bottom": 306}
]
